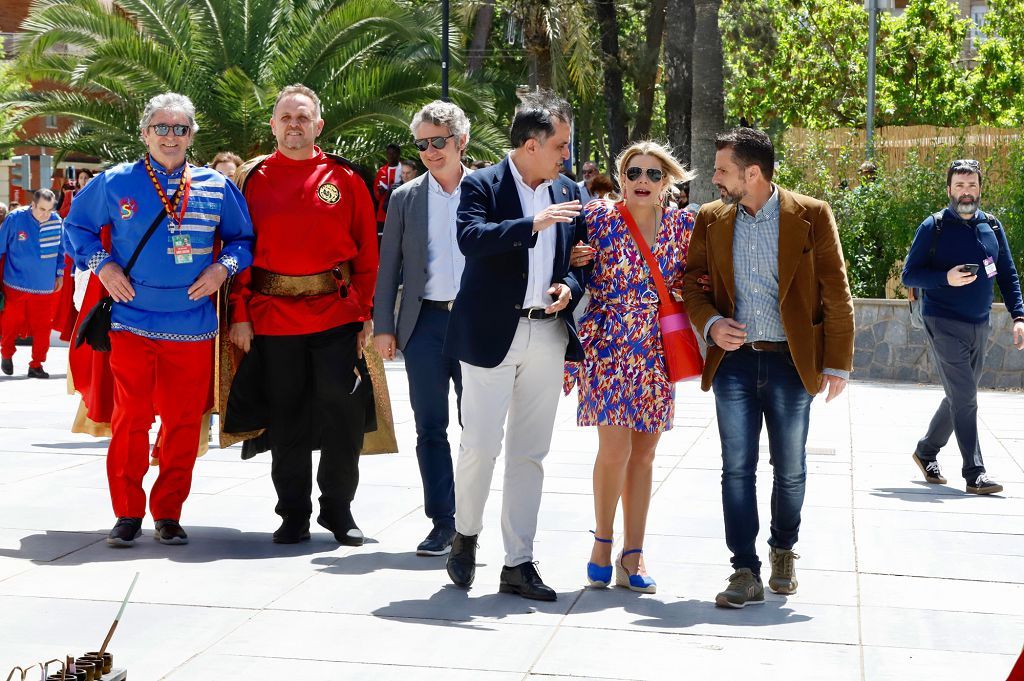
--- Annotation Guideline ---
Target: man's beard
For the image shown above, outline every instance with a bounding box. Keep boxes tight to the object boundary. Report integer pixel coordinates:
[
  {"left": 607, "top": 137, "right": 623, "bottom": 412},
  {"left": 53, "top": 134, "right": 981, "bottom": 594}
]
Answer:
[
  {"left": 954, "top": 195, "right": 978, "bottom": 216},
  {"left": 718, "top": 186, "right": 742, "bottom": 205}
]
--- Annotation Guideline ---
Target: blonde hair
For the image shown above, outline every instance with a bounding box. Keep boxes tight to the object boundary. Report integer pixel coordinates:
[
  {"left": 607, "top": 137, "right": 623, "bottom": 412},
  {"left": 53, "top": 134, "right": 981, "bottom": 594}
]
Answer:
[{"left": 615, "top": 141, "right": 695, "bottom": 200}]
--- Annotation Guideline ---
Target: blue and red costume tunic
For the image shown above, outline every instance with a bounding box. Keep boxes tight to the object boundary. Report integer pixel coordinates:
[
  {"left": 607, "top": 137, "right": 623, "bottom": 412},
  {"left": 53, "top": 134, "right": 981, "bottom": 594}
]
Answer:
[
  {"left": 64, "top": 156, "right": 254, "bottom": 521},
  {"left": 0, "top": 206, "right": 64, "bottom": 368}
]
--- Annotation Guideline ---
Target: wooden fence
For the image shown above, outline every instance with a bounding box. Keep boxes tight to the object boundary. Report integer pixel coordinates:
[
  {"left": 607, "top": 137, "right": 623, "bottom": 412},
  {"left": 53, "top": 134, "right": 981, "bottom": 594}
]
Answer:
[{"left": 782, "top": 125, "right": 1022, "bottom": 183}]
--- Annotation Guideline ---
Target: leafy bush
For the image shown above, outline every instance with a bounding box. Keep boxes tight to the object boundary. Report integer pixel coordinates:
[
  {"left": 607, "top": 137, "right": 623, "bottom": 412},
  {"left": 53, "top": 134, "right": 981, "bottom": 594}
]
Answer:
[{"left": 777, "top": 138, "right": 1024, "bottom": 299}]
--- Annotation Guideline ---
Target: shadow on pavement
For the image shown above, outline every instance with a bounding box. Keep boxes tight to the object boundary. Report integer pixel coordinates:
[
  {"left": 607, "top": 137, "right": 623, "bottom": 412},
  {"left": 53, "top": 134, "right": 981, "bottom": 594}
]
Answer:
[
  {"left": 869, "top": 486, "right": 984, "bottom": 502},
  {"left": 312, "top": 549, "right": 455, "bottom": 576},
  {"left": 371, "top": 584, "right": 574, "bottom": 630},
  {"left": 568, "top": 586, "right": 813, "bottom": 629},
  {"left": 0, "top": 526, "right": 348, "bottom": 565},
  {"left": 33, "top": 441, "right": 110, "bottom": 450}
]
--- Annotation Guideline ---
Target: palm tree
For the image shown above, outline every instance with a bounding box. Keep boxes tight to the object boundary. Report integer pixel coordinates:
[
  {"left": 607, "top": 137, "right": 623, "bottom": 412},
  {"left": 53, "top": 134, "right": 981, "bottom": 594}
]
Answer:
[
  {"left": 664, "top": 0, "right": 694, "bottom": 164},
  {"left": 689, "top": 0, "right": 724, "bottom": 203},
  {"left": 2, "top": 0, "right": 508, "bottom": 166}
]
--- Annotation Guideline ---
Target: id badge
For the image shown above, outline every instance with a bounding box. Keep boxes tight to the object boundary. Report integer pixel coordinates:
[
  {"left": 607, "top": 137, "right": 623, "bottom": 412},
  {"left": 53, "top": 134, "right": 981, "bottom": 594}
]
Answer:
[
  {"left": 172, "top": 234, "right": 193, "bottom": 264},
  {"left": 984, "top": 256, "right": 997, "bottom": 279}
]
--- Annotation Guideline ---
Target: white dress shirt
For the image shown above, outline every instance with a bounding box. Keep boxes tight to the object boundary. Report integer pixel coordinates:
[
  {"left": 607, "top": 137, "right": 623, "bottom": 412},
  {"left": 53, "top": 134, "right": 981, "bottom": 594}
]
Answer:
[
  {"left": 507, "top": 155, "right": 556, "bottom": 308},
  {"left": 423, "top": 168, "right": 467, "bottom": 301}
]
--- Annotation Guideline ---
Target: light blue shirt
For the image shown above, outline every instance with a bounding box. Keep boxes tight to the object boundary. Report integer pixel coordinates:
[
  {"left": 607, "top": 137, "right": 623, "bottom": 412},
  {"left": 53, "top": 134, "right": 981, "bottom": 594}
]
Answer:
[
  {"left": 424, "top": 168, "right": 467, "bottom": 301},
  {"left": 733, "top": 187, "right": 785, "bottom": 341}
]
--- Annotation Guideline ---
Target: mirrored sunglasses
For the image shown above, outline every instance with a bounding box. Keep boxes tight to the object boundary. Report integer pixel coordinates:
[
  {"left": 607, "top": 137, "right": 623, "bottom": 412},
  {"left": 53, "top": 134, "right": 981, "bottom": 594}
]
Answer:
[
  {"left": 148, "top": 123, "right": 191, "bottom": 137},
  {"left": 625, "top": 166, "right": 664, "bottom": 182},
  {"left": 413, "top": 134, "right": 455, "bottom": 152}
]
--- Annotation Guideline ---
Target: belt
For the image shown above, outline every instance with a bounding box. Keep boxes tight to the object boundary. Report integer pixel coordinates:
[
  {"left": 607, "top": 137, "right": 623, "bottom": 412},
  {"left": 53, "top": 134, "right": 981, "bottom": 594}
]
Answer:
[
  {"left": 422, "top": 299, "right": 454, "bottom": 311},
  {"left": 520, "top": 307, "right": 556, "bottom": 320},
  {"left": 251, "top": 263, "right": 351, "bottom": 297},
  {"left": 742, "top": 340, "right": 789, "bottom": 353}
]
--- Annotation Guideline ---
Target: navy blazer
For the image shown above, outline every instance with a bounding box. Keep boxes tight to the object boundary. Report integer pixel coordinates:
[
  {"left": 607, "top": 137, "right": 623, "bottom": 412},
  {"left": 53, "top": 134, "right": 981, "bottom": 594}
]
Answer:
[{"left": 444, "top": 156, "right": 588, "bottom": 368}]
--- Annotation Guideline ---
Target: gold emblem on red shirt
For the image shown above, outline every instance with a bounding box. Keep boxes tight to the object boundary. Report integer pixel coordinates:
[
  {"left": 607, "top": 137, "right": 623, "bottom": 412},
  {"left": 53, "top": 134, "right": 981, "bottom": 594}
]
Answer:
[{"left": 317, "top": 182, "right": 341, "bottom": 205}]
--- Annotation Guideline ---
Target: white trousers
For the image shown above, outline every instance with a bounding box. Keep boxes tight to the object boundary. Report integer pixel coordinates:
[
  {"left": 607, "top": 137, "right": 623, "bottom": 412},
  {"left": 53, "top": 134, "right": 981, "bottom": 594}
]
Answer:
[{"left": 455, "top": 317, "right": 568, "bottom": 567}]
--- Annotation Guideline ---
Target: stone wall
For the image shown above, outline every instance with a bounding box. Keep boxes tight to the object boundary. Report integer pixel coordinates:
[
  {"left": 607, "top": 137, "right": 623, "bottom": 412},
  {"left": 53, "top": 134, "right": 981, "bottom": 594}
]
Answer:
[{"left": 853, "top": 299, "right": 1024, "bottom": 390}]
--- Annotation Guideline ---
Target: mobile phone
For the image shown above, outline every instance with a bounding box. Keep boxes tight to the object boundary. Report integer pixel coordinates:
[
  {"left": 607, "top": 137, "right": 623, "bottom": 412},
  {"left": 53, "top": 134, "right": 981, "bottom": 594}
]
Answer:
[{"left": 959, "top": 264, "right": 979, "bottom": 275}]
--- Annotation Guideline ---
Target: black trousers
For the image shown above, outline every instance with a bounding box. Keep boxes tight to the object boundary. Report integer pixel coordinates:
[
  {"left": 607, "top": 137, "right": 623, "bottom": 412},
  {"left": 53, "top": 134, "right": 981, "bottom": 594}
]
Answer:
[{"left": 255, "top": 322, "right": 365, "bottom": 522}]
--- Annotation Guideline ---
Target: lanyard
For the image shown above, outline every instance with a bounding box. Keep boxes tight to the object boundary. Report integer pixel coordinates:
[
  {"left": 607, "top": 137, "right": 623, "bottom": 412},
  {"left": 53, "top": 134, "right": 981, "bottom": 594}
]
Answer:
[{"left": 143, "top": 155, "right": 191, "bottom": 232}]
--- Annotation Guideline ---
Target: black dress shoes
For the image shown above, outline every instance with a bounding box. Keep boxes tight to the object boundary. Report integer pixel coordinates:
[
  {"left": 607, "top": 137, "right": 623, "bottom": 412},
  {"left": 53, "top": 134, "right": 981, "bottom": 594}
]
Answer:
[
  {"left": 273, "top": 518, "right": 311, "bottom": 544},
  {"left": 106, "top": 517, "right": 143, "bottom": 547},
  {"left": 153, "top": 519, "right": 189, "bottom": 545},
  {"left": 499, "top": 562, "right": 557, "bottom": 601},
  {"left": 317, "top": 508, "right": 364, "bottom": 546},
  {"left": 27, "top": 366, "right": 49, "bottom": 379},
  {"left": 446, "top": 533, "right": 478, "bottom": 587},
  {"left": 1, "top": 358, "right": 12, "bottom": 375}
]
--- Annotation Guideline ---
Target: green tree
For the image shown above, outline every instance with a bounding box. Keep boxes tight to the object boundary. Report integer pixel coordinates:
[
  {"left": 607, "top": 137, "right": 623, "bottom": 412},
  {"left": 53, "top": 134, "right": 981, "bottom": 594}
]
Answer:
[
  {"left": 875, "top": 0, "right": 973, "bottom": 126},
  {"left": 973, "top": 0, "right": 1024, "bottom": 126},
  {"left": 0, "top": 50, "right": 28, "bottom": 147},
  {"left": 723, "top": 0, "right": 979, "bottom": 130},
  {"left": 1, "top": 0, "right": 507, "bottom": 166},
  {"left": 723, "top": 0, "right": 868, "bottom": 130}
]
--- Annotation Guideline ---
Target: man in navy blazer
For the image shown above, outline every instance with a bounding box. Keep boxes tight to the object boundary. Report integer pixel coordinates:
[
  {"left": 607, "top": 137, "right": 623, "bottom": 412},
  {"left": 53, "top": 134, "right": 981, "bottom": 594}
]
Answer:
[{"left": 444, "top": 90, "right": 588, "bottom": 601}]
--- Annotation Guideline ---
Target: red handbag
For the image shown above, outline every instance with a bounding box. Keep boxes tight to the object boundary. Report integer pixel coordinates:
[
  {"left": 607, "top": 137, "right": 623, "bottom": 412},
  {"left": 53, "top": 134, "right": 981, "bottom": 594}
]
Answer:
[{"left": 619, "top": 203, "right": 704, "bottom": 382}]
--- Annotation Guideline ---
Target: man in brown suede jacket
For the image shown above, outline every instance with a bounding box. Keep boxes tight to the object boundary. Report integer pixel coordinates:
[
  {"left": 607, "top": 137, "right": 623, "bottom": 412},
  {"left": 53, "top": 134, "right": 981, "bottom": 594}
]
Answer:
[{"left": 683, "top": 127, "right": 854, "bottom": 609}]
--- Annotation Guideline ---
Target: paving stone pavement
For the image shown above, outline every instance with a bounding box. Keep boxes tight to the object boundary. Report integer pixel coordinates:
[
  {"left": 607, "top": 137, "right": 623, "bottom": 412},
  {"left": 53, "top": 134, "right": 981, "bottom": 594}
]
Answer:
[{"left": 1, "top": 340, "right": 1022, "bottom": 680}]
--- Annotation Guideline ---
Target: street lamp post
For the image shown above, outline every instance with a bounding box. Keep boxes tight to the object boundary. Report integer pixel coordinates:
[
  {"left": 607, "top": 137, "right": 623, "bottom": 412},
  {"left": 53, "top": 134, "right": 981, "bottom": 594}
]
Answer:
[
  {"left": 866, "top": 0, "right": 878, "bottom": 160},
  {"left": 441, "top": 0, "right": 450, "bottom": 102}
]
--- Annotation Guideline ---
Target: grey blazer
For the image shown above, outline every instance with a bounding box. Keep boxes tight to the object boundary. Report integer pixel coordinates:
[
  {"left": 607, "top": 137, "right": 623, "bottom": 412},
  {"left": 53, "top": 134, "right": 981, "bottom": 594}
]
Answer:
[{"left": 373, "top": 169, "right": 468, "bottom": 350}]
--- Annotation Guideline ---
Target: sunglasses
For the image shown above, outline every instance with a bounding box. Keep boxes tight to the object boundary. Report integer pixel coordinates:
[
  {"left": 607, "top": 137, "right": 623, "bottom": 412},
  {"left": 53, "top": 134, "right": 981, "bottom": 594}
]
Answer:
[
  {"left": 949, "top": 159, "right": 980, "bottom": 171},
  {"left": 147, "top": 123, "right": 191, "bottom": 137},
  {"left": 625, "top": 166, "right": 664, "bottom": 182},
  {"left": 413, "top": 134, "right": 455, "bottom": 152}
]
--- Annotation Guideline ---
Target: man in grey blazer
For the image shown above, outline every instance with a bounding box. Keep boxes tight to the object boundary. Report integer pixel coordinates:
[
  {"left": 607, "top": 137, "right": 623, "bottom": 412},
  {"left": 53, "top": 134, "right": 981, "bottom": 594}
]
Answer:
[{"left": 373, "top": 101, "right": 471, "bottom": 556}]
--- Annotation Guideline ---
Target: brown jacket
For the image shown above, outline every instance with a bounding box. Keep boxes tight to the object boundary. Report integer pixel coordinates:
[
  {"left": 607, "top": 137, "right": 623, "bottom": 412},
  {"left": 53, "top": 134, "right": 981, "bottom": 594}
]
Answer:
[{"left": 682, "top": 187, "right": 855, "bottom": 394}]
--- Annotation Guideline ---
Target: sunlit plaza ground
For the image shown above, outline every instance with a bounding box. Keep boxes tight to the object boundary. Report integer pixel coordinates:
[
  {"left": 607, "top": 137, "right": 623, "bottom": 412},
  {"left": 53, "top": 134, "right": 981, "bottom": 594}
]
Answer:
[{"left": 0, "top": 338, "right": 1022, "bottom": 680}]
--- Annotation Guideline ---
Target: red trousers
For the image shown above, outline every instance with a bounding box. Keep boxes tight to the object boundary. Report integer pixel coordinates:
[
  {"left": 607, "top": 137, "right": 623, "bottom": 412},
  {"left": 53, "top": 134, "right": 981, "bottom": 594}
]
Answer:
[
  {"left": 107, "top": 331, "right": 213, "bottom": 521},
  {"left": 1, "top": 286, "right": 56, "bottom": 368}
]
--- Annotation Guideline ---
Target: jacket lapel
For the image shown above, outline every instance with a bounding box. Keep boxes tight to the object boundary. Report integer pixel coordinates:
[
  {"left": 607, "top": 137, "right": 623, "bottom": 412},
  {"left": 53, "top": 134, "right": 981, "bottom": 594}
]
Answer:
[
  {"left": 549, "top": 179, "right": 571, "bottom": 269},
  {"left": 776, "top": 189, "right": 812, "bottom": 302},
  {"left": 410, "top": 174, "right": 429, "bottom": 265},
  {"left": 708, "top": 203, "right": 737, "bottom": 305},
  {"left": 495, "top": 157, "right": 524, "bottom": 220}
]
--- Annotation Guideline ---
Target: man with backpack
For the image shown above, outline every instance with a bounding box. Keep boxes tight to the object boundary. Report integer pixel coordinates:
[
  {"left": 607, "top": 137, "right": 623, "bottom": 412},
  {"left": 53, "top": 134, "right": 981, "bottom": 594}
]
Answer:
[{"left": 903, "top": 159, "right": 1024, "bottom": 495}]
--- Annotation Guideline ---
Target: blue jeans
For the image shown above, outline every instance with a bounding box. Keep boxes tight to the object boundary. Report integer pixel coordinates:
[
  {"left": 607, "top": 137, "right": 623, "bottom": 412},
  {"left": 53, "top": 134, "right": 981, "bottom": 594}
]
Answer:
[
  {"left": 404, "top": 306, "right": 462, "bottom": 530},
  {"left": 712, "top": 347, "right": 814, "bottom": 574}
]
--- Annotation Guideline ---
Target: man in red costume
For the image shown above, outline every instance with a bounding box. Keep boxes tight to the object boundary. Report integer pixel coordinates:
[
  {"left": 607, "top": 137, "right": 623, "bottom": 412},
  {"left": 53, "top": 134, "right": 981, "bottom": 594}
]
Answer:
[
  {"left": 226, "top": 84, "right": 378, "bottom": 545},
  {"left": 373, "top": 143, "right": 402, "bottom": 240}
]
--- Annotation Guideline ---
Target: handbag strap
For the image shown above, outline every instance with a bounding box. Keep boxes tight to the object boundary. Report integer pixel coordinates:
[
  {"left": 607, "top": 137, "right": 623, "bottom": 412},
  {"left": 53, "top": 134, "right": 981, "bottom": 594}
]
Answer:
[
  {"left": 123, "top": 184, "right": 182, "bottom": 277},
  {"left": 618, "top": 202, "right": 673, "bottom": 306}
]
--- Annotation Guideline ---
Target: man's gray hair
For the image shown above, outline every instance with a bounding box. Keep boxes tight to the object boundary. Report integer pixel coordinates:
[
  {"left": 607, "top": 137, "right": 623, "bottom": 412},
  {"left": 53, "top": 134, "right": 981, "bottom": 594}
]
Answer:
[
  {"left": 409, "top": 100, "right": 471, "bottom": 144},
  {"left": 139, "top": 92, "right": 199, "bottom": 134},
  {"left": 274, "top": 84, "right": 322, "bottom": 119}
]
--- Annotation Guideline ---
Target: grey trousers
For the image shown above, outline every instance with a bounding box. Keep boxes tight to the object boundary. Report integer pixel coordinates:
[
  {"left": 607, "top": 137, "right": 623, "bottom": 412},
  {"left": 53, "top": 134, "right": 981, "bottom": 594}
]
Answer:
[{"left": 916, "top": 315, "right": 989, "bottom": 480}]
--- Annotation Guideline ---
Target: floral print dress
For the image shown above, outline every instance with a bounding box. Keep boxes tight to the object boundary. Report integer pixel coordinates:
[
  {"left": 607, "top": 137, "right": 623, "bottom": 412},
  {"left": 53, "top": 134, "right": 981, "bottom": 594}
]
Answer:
[{"left": 564, "top": 199, "right": 694, "bottom": 433}]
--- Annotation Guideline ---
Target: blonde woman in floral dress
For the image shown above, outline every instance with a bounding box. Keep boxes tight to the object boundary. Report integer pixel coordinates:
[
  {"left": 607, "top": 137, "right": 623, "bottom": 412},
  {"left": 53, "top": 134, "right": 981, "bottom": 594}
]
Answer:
[{"left": 566, "top": 141, "right": 695, "bottom": 593}]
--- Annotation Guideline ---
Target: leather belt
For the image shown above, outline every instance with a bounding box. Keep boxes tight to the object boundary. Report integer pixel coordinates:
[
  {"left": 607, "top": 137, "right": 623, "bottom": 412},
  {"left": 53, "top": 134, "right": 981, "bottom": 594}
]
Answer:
[
  {"left": 742, "top": 340, "right": 789, "bottom": 353},
  {"left": 422, "top": 299, "right": 454, "bottom": 311},
  {"left": 520, "top": 307, "right": 556, "bottom": 320},
  {"left": 251, "top": 263, "right": 351, "bottom": 297}
]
